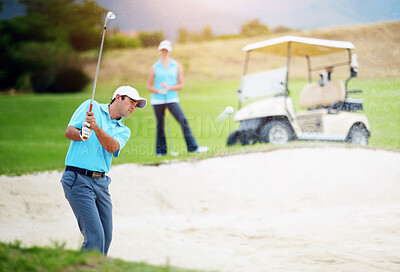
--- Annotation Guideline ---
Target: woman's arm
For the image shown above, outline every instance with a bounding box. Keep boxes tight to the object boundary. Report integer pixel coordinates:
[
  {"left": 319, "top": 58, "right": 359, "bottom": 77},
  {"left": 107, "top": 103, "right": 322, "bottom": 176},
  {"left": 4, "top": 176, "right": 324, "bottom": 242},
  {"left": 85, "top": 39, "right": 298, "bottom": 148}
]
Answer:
[{"left": 147, "top": 66, "right": 162, "bottom": 94}]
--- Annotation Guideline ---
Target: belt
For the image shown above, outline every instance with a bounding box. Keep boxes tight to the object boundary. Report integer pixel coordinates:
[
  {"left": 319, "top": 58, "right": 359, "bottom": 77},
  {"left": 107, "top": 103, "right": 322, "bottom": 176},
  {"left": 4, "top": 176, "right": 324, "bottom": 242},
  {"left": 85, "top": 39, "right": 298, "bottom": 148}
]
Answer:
[{"left": 66, "top": 166, "right": 105, "bottom": 179}]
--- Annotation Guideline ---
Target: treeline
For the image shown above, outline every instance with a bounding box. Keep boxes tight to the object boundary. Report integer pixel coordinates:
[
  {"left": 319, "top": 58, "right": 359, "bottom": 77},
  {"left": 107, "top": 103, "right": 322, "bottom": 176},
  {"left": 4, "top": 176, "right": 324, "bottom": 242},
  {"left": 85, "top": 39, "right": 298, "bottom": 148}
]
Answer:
[
  {"left": 178, "top": 20, "right": 292, "bottom": 43},
  {"left": 107, "top": 30, "right": 164, "bottom": 49},
  {"left": 0, "top": 0, "right": 291, "bottom": 94},
  {"left": 0, "top": 0, "right": 107, "bottom": 93},
  {"left": 109, "top": 19, "right": 293, "bottom": 49},
  {"left": 0, "top": 0, "right": 167, "bottom": 93}
]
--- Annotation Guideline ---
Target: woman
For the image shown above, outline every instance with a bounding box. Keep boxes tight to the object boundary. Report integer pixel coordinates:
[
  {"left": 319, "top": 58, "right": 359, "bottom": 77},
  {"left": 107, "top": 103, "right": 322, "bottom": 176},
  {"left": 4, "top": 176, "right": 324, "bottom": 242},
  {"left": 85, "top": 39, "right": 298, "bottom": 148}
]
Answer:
[{"left": 147, "top": 40, "right": 208, "bottom": 156}]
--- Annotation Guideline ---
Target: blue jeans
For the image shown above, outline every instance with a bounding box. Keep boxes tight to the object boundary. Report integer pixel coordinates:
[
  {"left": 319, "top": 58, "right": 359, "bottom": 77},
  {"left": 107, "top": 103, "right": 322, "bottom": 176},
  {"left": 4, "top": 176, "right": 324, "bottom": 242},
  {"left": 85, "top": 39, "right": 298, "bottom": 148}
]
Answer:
[
  {"left": 60, "top": 170, "right": 112, "bottom": 255},
  {"left": 153, "top": 102, "right": 198, "bottom": 155}
]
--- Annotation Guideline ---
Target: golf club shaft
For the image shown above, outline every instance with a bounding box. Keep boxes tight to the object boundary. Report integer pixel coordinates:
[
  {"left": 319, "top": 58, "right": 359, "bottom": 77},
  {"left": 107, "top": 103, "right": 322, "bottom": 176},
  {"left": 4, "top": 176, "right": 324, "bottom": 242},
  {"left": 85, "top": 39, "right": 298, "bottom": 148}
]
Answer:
[
  {"left": 84, "top": 12, "right": 114, "bottom": 140},
  {"left": 89, "top": 24, "right": 107, "bottom": 112}
]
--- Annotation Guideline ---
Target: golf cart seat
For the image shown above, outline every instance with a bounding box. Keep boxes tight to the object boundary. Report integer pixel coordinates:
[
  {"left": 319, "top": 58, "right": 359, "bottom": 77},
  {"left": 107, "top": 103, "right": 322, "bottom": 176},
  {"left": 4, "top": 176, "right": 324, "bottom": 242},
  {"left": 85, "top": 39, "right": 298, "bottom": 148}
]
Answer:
[{"left": 299, "top": 80, "right": 346, "bottom": 109}]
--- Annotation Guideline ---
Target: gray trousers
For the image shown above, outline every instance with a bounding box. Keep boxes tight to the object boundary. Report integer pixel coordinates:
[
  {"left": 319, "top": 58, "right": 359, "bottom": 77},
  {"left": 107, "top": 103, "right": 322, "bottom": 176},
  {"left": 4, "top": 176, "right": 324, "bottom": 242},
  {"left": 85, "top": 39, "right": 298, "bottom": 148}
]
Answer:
[{"left": 61, "top": 170, "right": 112, "bottom": 255}]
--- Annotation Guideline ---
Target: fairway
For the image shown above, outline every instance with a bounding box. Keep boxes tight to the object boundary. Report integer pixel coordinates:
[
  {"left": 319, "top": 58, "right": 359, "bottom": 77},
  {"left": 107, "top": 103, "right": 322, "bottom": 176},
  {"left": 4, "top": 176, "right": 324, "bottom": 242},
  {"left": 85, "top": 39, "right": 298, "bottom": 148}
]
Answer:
[
  {"left": 0, "top": 80, "right": 238, "bottom": 175},
  {"left": 0, "top": 78, "right": 399, "bottom": 175},
  {"left": 1, "top": 21, "right": 400, "bottom": 176}
]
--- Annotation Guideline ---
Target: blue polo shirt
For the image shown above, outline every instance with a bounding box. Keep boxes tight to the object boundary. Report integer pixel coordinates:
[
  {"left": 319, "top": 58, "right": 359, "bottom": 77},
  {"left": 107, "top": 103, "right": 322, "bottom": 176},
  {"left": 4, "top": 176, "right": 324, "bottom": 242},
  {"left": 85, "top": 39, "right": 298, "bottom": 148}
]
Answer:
[
  {"left": 150, "top": 58, "right": 180, "bottom": 105},
  {"left": 65, "top": 99, "right": 131, "bottom": 173}
]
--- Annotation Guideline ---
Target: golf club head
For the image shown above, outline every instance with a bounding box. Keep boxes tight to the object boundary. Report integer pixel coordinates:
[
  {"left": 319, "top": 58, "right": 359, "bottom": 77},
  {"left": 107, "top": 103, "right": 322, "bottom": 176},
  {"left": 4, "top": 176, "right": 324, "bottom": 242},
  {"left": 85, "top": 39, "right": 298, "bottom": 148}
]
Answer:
[
  {"left": 107, "top": 11, "right": 116, "bottom": 20},
  {"left": 104, "top": 11, "right": 116, "bottom": 26}
]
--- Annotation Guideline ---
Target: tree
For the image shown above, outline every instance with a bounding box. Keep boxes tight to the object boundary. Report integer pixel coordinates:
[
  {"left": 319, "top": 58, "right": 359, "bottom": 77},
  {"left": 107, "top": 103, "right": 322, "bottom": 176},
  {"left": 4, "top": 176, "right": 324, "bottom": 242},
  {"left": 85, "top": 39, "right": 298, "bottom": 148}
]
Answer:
[
  {"left": 202, "top": 26, "right": 213, "bottom": 41},
  {"left": 18, "top": 0, "right": 107, "bottom": 51},
  {"left": 273, "top": 25, "right": 292, "bottom": 33},
  {"left": 107, "top": 33, "right": 142, "bottom": 49},
  {"left": 177, "top": 26, "right": 214, "bottom": 43},
  {"left": 0, "top": 0, "right": 105, "bottom": 92},
  {"left": 177, "top": 27, "right": 189, "bottom": 44},
  {"left": 138, "top": 31, "right": 164, "bottom": 47},
  {"left": 14, "top": 41, "right": 89, "bottom": 93},
  {"left": 240, "top": 19, "right": 270, "bottom": 37}
]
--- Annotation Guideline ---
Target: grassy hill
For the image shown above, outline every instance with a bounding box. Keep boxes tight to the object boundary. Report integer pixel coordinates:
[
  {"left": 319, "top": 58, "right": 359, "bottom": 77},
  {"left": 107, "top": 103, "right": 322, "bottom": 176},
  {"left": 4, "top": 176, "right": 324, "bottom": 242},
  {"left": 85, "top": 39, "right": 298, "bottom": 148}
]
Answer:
[
  {"left": 85, "top": 20, "right": 400, "bottom": 86},
  {"left": 0, "top": 20, "right": 398, "bottom": 175}
]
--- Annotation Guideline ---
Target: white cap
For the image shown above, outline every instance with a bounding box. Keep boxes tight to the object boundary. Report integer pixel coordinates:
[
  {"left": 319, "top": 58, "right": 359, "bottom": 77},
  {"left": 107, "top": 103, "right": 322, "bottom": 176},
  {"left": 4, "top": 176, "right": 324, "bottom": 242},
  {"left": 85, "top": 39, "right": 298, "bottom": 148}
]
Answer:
[
  {"left": 158, "top": 40, "right": 172, "bottom": 52},
  {"left": 112, "top": 86, "right": 147, "bottom": 108}
]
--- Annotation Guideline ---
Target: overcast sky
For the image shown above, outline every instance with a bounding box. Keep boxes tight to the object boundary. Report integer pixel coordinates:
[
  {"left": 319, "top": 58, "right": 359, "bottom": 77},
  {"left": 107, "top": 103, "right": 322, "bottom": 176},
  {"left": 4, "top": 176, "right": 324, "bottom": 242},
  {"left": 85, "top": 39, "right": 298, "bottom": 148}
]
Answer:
[{"left": 1, "top": 0, "right": 399, "bottom": 39}]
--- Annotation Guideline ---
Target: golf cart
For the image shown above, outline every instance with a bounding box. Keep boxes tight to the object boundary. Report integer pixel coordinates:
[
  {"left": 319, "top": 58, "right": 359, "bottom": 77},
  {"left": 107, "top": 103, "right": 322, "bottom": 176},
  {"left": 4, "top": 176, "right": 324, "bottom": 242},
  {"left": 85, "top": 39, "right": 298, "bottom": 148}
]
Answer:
[{"left": 227, "top": 36, "right": 370, "bottom": 146}]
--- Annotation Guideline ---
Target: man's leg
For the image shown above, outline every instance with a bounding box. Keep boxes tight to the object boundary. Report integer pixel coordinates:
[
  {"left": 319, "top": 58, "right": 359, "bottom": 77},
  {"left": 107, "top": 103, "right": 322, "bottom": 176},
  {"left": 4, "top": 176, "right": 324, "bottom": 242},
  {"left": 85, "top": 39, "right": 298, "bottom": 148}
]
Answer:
[
  {"left": 61, "top": 171, "right": 106, "bottom": 254},
  {"left": 94, "top": 175, "right": 113, "bottom": 255}
]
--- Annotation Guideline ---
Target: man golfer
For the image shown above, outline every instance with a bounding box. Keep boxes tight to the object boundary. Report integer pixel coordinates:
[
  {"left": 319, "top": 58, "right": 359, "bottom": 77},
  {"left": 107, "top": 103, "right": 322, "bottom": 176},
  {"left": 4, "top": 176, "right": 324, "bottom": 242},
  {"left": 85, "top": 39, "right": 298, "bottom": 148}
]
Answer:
[{"left": 60, "top": 86, "right": 146, "bottom": 255}]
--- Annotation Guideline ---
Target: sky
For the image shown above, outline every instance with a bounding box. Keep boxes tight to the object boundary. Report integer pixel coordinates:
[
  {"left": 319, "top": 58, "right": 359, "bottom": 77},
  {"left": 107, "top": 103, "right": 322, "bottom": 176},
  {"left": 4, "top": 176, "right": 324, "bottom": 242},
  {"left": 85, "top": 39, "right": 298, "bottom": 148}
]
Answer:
[
  {"left": 0, "top": 0, "right": 25, "bottom": 19},
  {"left": 1, "top": 0, "right": 399, "bottom": 39}
]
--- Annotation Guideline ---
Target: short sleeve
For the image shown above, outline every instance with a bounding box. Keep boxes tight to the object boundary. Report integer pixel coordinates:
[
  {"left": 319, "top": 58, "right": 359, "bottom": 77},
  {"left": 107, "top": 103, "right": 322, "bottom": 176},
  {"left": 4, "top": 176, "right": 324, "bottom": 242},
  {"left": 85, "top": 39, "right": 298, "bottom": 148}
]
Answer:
[
  {"left": 68, "top": 100, "right": 91, "bottom": 129},
  {"left": 113, "top": 126, "right": 131, "bottom": 158}
]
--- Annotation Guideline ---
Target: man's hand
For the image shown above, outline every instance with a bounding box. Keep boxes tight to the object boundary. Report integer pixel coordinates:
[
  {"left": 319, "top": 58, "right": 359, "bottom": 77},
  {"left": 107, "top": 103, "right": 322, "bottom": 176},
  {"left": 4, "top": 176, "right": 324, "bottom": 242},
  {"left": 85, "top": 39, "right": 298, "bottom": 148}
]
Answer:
[
  {"left": 85, "top": 111, "right": 98, "bottom": 130},
  {"left": 80, "top": 122, "right": 92, "bottom": 141},
  {"left": 80, "top": 111, "right": 96, "bottom": 141}
]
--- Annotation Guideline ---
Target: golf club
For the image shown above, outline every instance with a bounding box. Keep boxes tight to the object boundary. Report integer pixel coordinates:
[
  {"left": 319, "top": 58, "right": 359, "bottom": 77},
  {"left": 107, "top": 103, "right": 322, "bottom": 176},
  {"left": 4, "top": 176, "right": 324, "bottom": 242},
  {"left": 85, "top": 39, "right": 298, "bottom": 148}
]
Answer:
[{"left": 83, "top": 11, "right": 115, "bottom": 140}]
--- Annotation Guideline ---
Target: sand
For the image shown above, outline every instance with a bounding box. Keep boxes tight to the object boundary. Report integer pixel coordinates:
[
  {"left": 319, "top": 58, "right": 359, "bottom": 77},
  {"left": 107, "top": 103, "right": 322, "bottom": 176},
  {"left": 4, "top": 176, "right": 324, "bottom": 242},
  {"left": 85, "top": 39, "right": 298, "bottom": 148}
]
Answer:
[{"left": 1, "top": 147, "right": 400, "bottom": 271}]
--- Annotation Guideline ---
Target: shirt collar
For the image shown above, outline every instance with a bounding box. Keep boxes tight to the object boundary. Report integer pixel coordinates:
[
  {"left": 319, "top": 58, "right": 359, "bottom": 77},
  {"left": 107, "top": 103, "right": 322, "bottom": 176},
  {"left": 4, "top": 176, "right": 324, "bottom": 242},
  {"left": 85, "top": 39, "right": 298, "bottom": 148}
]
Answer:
[{"left": 100, "top": 103, "right": 124, "bottom": 126}]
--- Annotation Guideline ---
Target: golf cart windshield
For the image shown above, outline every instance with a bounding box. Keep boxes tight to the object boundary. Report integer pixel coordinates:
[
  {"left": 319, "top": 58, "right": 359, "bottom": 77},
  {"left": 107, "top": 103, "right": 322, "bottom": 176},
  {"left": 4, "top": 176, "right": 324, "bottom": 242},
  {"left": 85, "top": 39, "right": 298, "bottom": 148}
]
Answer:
[{"left": 239, "top": 67, "right": 287, "bottom": 103}]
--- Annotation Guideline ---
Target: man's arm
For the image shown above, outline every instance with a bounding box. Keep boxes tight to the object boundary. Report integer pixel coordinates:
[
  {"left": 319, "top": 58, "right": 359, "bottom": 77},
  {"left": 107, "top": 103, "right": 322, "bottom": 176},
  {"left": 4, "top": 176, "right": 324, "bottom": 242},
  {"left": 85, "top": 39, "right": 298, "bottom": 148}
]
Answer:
[
  {"left": 65, "top": 112, "right": 120, "bottom": 154},
  {"left": 92, "top": 125, "right": 120, "bottom": 154},
  {"left": 85, "top": 111, "right": 119, "bottom": 154},
  {"left": 65, "top": 126, "right": 83, "bottom": 141}
]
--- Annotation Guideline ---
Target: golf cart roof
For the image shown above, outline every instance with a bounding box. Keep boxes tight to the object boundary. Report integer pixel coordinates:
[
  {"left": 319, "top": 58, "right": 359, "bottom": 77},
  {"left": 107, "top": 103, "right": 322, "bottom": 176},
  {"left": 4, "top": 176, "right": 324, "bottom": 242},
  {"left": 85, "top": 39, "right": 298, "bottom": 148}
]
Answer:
[{"left": 243, "top": 36, "right": 355, "bottom": 57}]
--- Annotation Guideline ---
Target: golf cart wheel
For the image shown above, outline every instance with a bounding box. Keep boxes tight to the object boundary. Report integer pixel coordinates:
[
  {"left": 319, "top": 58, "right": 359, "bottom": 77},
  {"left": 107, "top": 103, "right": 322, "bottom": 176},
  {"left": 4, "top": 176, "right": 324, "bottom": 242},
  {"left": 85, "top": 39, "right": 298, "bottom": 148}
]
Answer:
[
  {"left": 227, "top": 131, "right": 240, "bottom": 146},
  {"left": 346, "top": 125, "right": 369, "bottom": 146},
  {"left": 260, "top": 120, "right": 293, "bottom": 145},
  {"left": 227, "top": 131, "right": 251, "bottom": 146}
]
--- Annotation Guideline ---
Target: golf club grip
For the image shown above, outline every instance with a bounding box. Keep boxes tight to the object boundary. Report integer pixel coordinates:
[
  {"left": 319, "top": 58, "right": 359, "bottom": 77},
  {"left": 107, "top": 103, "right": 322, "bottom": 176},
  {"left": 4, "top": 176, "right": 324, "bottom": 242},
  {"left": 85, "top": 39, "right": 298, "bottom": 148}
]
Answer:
[
  {"left": 82, "top": 103, "right": 93, "bottom": 141},
  {"left": 82, "top": 122, "right": 89, "bottom": 140}
]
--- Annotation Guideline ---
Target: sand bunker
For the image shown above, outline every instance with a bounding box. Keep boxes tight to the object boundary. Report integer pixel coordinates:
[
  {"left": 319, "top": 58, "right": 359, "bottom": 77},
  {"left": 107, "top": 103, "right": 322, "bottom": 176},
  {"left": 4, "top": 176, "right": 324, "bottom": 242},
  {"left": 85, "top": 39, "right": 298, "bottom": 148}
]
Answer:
[{"left": 1, "top": 147, "right": 400, "bottom": 271}]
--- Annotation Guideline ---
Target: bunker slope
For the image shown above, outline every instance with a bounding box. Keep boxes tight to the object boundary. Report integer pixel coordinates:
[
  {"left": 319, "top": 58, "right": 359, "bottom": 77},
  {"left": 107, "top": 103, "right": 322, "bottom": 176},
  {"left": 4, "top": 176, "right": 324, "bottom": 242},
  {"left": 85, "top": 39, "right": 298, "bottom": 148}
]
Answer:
[{"left": 1, "top": 147, "right": 400, "bottom": 272}]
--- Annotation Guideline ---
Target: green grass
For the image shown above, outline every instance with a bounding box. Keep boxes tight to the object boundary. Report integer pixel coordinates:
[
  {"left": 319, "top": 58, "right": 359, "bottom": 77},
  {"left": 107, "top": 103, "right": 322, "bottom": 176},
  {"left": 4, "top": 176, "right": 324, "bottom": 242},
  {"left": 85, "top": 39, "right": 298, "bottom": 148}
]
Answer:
[
  {"left": 0, "top": 80, "right": 239, "bottom": 175},
  {"left": 288, "top": 78, "right": 400, "bottom": 148},
  {"left": 0, "top": 78, "right": 399, "bottom": 175},
  {"left": 0, "top": 241, "right": 203, "bottom": 272},
  {"left": 350, "top": 79, "right": 400, "bottom": 148}
]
